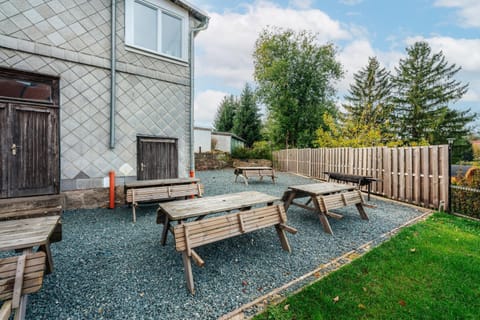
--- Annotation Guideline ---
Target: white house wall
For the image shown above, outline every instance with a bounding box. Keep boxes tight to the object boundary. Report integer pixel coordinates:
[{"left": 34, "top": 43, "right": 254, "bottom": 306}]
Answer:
[
  {"left": 0, "top": 0, "right": 193, "bottom": 190},
  {"left": 194, "top": 129, "right": 211, "bottom": 152},
  {"left": 212, "top": 134, "right": 231, "bottom": 153}
]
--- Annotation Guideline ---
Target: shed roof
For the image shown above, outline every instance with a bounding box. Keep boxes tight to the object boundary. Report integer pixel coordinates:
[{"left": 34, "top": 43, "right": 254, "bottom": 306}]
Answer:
[{"left": 212, "top": 131, "right": 246, "bottom": 143}]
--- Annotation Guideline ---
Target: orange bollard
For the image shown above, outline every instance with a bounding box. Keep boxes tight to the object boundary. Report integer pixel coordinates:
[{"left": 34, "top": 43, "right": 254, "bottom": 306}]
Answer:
[
  {"left": 109, "top": 171, "right": 115, "bottom": 209},
  {"left": 189, "top": 170, "right": 195, "bottom": 178}
]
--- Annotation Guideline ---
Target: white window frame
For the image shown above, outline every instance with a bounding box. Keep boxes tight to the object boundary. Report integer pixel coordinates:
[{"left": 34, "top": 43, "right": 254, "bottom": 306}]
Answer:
[{"left": 125, "top": 0, "right": 189, "bottom": 61}]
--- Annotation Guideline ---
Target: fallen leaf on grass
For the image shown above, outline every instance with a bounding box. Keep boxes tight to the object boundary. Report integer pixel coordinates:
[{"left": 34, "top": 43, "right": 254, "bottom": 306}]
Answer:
[
  {"left": 358, "top": 304, "right": 366, "bottom": 309},
  {"left": 362, "top": 287, "right": 368, "bottom": 292},
  {"left": 410, "top": 248, "right": 416, "bottom": 253},
  {"left": 284, "top": 304, "right": 290, "bottom": 311},
  {"left": 333, "top": 296, "right": 339, "bottom": 303},
  {"left": 399, "top": 300, "right": 406, "bottom": 307}
]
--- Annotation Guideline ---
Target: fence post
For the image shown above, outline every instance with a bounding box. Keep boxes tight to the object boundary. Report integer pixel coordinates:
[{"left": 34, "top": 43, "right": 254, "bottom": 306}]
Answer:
[{"left": 447, "top": 138, "right": 454, "bottom": 213}]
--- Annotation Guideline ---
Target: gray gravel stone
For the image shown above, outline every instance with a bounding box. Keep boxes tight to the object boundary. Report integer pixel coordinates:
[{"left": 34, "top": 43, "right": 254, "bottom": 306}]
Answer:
[{"left": 26, "top": 169, "right": 425, "bottom": 319}]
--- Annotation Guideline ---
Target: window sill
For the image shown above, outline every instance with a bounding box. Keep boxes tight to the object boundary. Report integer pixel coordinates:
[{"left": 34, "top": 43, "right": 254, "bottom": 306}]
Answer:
[{"left": 124, "top": 44, "right": 189, "bottom": 67}]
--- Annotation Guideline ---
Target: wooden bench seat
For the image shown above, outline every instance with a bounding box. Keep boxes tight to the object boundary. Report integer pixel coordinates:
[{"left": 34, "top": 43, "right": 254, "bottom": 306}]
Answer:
[
  {"left": 0, "top": 252, "right": 46, "bottom": 320},
  {"left": 126, "top": 183, "right": 204, "bottom": 223},
  {"left": 317, "top": 190, "right": 368, "bottom": 220},
  {"left": 173, "top": 204, "right": 297, "bottom": 294}
]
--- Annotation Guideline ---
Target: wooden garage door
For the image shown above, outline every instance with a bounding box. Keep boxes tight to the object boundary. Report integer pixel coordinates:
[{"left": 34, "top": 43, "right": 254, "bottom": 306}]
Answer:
[
  {"left": 137, "top": 136, "right": 178, "bottom": 180},
  {"left": 0, "top": 68, "right": 59, "bottom": 198}
]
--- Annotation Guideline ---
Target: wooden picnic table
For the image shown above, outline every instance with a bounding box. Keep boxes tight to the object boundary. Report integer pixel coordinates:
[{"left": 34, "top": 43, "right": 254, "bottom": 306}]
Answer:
[
  {"left": 0, "top": 216, "right": 60, "bottom": 319},
  {"left": 158, "top": 191, "right": 294, "bottom": 294},
  {"left": 283, "top": 183, "right": 368, "bottom": 235},
  {"left": 323, "top": 172, "right": 381, "bottom": 201},
  {"left": 234, "top": 166, "right": 276, "bottom": 185},
  {"left": 157, "top": 191, "right": 279, "bottom": 245}
]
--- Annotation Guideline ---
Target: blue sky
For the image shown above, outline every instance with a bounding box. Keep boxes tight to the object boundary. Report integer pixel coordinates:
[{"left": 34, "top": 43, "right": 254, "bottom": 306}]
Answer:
[{"left": 192, "top": 0, "right": 480, "bottom": 132}]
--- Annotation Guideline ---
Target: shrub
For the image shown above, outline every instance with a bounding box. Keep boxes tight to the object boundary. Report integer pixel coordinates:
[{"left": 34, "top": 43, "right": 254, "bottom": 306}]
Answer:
[{"left": 231, "top": 141, "right": 273, "bottom": 160}]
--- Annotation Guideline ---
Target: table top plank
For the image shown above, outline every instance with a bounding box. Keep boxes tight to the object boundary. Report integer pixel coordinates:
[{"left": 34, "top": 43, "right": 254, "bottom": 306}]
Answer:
[
  {"left": 125, "top": 178, "right": 200, "bottom": 188},
  {"left": 159, "top": 191, "right": 279, "bottom": 221},
  {"left": 289, "top": 183, "right": 356, "bottom": 196},
  {"left": 235, "top": 167, "right": 273, "bottom": 170},
  {"left": 0, "top": 216, "right": 60, "bottom": 252}
]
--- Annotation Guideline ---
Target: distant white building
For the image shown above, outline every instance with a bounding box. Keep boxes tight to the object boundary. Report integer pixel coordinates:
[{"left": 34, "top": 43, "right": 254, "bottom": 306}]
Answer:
[
  {"left": 212, "top": 132, "right": 246, "bottom": 153},
  {"left": 193, "top": 128, "right": 246, "bottom": 153},
  {"left": 194, "top": 127, "right": 212, "bottom": 153}
]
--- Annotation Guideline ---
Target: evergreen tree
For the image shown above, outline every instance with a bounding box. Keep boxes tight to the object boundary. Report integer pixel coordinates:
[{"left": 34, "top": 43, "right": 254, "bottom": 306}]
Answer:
[
  {"left": 392, "top": 41, "right": 475, "bottom": 145},
  {"left": 232, "top": 83, "right": 262, "bottom": 147},
  {"left": 343, "top": 57, "right": 394, "bottom": 138},
  {"left": 213, "top": 95, "right": 238, "bottom": 132}
]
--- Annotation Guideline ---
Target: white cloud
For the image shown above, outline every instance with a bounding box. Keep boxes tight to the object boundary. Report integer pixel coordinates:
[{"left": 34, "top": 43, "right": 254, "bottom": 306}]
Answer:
[
  {"left": 337, "top": 39, "right": 375, "bottom": 93},
  {"left": 194, "top": 89, "right": 228, "bottom": 127},
  {"left": 195, "top": 1, "right": 352, "bottom": 89},
  {"left": 434, "top": 0, "right": 480, "bottom": 28}
]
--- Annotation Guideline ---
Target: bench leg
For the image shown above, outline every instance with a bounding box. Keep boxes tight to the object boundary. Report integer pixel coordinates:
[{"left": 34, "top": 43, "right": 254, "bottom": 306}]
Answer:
[
  {"left": 161, "top": 215, "right": 170, "bottom": 246},
  {"left": 275, "top": 225, "right": 291, "bottom": 253},
  {"left": 38, "top": 243, "right": 54, "bottom": 274},
  {"left": 132, "top": 204, "right": 137, "bottom": 223},
  {"left": 312, "top": 197, "right": 333, "bottom": 235},
  {"left": 356, "top": 203, "right": 369, "bottom": 220},
  {"left": 182, "top": 251, "right": 195, "bottom": 294},
  {"left": 14, "top": 295, "right": 27, "bottom": 320}
]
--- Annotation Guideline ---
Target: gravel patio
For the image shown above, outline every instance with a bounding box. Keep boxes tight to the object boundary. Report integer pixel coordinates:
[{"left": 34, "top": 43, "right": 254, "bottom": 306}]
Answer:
[{"left": 26, "top": 169, "right": 426, "bottom": 319}]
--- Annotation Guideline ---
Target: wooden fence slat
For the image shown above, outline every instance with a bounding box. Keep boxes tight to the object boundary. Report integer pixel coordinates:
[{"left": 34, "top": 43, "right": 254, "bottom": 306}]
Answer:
[{"left": 272, "top": 145, "right": 448, "bottom": 209}]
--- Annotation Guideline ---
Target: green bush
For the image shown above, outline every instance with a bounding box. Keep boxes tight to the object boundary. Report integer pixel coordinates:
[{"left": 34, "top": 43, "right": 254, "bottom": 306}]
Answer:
[{"left": 231, "top": 141, "right": 272, "bottom": 160}]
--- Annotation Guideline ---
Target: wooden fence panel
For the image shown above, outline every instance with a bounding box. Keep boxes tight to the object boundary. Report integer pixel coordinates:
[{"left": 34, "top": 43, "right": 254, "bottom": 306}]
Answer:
[{"left": 273, "top": 145, "right": 448, "bottom": 209}]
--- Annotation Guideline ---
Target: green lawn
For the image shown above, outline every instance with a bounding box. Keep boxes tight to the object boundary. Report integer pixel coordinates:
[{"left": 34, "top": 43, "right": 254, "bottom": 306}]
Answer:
[{"left": 255, "top": 213, "right": 480, "bottom": 320}]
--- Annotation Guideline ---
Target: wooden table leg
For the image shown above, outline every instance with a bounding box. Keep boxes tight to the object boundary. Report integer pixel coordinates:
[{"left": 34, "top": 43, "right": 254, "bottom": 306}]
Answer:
[
  {"left": 274, "top": 225, "right": 291, "bottom": 253},
  {"left": 161, "top": 215, "right": 170, "bottom": 246},
  {"left": 312, "top": 197, "right": 333, "bottom": 235},
  {"left": 38, "top": 243, "right": 54, "bottom": 274},
  {"left": 356, "top": 203, "right": 369, "bottom": 220},
  {"left": 283, "top": 190, "right": 297, "bottom": 211},
  {"left": 182, "top": 251, "right": 195, "bottom": 294}
]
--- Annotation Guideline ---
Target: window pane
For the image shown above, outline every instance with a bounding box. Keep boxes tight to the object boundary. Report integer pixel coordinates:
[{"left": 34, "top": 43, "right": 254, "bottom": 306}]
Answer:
[
  {"left": 162, "top": 12, "right": 182, "bottom": 58},
  {"left": 0, "top": 78, "right": 52, "bottom": 102},
  {"left": 134, "top": 1, "right": 157, "bottom": 51}
]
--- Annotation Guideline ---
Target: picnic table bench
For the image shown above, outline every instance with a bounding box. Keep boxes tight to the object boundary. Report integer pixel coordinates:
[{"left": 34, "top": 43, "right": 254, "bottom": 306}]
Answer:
[
  {"left": 158, "top": 191, "right": 297, "bottom": 294},
  {"left": 125, "top": 178, "right": 202, "bottom": 222},
  {"left": 283, "top": 183, "right": 368, "bottom": 235},
  {"left": 0, "top": 215, "right": 60, "bottom": 319},
  {"left": 324, "top": 172, "right": 381, "bottom": 200},
  {"left": 0, "top": 252, "right": 47, "bottom": 320},
  {"left": 234, "top": 166, "right": 276, "bottom": 185}
]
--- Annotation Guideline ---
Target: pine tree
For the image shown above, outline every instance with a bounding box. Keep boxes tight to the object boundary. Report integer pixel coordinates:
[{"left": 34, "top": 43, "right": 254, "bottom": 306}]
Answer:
[
  {"left": 343, "top": 57, "right": 394, "bottom": 138},
  {"left": 213, "top": 95, "right": 237, "bottom": 132},
  {"left": 232, "top": 83, "right": 262, "bottom": 147},
  {"left": 392, "top": 41, "right": 474, "bottom": 145}
]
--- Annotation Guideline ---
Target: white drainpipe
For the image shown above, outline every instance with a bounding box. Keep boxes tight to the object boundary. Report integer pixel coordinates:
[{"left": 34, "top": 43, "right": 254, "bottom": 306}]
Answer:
[{"left": 188, "top": 17, "right": 209, "bottom": 177}]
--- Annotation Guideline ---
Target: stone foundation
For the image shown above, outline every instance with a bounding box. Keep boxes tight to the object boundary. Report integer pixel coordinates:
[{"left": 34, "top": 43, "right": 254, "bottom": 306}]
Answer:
[
  {"left": 195, "top": 152, "right": 233, "bottom": 170},
  {"left": 62, "top": 186, "right": 126, "bottom": 210}
]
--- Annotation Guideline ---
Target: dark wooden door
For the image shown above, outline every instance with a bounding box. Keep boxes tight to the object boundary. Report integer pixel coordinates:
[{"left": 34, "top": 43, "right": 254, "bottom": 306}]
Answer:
[
  {"left": 0, "top": 103, "right": 7, "bottom": 198},
  {"left": 8, "top": 104, "right": 59, "bottom": 197},
  {"left": 137, "top": 137, "right": 178, "bottom": 180},
  {"left": 0, "top": 67, "right": 60, "bottom": 198}
]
